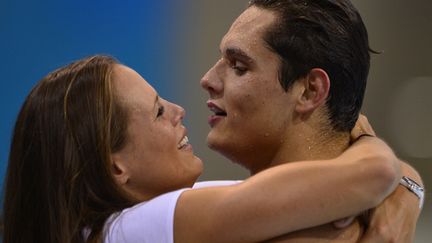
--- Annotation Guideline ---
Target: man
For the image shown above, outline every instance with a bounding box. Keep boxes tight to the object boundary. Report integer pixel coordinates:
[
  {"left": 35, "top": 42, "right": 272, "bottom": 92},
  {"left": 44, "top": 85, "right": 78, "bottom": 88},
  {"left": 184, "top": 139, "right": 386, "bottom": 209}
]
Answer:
[{"left": 200, "top": 0, "right": 423, "bottom": 242}]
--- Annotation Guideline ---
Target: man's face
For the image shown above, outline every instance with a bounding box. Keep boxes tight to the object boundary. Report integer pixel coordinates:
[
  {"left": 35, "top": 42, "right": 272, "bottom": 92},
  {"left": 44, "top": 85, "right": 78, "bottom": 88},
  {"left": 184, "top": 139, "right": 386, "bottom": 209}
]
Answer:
[{"left": 200, "top": 6, "right": 300, "bottom": 173}]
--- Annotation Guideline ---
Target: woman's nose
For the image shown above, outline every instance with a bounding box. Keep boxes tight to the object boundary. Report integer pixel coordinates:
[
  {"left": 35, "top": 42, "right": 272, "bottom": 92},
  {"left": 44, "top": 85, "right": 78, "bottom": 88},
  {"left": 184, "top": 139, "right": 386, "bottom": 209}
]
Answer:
[{"left": 171, "top": 102, "right": 185, "bottom": 126}]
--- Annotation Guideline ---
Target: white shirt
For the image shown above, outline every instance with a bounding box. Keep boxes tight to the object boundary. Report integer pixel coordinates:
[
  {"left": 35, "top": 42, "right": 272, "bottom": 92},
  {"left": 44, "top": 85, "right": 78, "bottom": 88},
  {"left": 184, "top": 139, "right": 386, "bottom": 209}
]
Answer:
[{"left": 103, "top": 180, "right": 240, "bottom": 243}]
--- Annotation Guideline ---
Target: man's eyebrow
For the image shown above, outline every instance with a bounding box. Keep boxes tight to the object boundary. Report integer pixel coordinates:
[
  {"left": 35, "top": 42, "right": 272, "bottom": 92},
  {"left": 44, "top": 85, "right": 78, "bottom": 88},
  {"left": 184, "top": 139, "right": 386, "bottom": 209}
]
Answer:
[{"left": 224, "top": 47, "right": 255, "bottom": 63}]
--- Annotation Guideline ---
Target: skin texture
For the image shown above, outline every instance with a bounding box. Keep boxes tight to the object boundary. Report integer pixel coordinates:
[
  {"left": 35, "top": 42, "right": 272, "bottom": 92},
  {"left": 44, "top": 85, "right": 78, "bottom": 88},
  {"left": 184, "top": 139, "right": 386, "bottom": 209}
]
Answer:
[
  {"left": 201, "top": 6, "right": 346, "bottom": 174},
  {"left": 111, "top": 65, "right": 203, "bottom": 201},
  {"left": 201, "top": 6, "right": 422, "bottom": 243},
  {"left": 107, "top": 64, "right": 401, "bottom": 243},
  {"left": 200, "top": 7, "right": 362, "bottom": 241},
  {"left": 358, "top": 162, "right": 423, "bottom": 243},
  {"left": 201, "top": 6, "right": 294, "bottom": 173},
  {"left": 174, "top": 136, "right": 399, "bottom": 243}
]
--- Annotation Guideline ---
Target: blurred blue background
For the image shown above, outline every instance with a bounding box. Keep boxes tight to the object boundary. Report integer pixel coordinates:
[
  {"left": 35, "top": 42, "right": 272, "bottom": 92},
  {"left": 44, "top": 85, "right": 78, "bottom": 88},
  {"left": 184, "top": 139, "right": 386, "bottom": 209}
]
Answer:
[{"left": 0, "top": 0, "right": 183, "bottom": 186}]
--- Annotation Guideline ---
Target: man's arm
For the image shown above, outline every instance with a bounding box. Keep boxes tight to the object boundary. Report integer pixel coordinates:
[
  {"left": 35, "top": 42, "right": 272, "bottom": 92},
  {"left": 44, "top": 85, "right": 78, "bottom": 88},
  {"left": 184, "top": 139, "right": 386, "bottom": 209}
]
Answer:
[{"left": 358, "top": 161, "right": 423, "bottom": 243}]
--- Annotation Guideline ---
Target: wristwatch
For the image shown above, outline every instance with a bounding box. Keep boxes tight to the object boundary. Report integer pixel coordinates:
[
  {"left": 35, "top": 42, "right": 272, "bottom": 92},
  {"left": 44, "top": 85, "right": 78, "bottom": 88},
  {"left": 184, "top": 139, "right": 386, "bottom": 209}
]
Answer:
[{"left": 399, "top": 176, "right": 425, "bottom": 209}]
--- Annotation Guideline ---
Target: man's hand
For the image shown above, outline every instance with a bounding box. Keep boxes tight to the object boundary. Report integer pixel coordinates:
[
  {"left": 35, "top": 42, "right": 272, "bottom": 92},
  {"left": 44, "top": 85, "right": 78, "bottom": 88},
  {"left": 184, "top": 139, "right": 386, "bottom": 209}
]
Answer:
[{"left": 359, "top": 162, "right": 423, "bottom": 243}]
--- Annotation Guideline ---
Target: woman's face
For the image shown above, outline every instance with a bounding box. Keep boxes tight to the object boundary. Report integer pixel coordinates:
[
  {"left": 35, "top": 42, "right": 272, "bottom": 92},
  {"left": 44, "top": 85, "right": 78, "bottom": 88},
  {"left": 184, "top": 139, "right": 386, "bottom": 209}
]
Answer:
[{"left": 111, "top": 65, "right": 203, "bottom": 201}]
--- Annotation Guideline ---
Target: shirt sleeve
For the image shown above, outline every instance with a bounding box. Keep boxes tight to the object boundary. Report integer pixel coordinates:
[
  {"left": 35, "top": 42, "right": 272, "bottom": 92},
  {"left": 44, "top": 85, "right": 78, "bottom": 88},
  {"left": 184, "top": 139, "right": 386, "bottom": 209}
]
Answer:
[
  {"left": 192, "top": 180, "right": 242, "bottom": 189},
  {"left": 103, "top": 188, "right": 187, "bottom": 243},
  {"left": 103, "top": 181, "right": 242, "bottom": 243}
]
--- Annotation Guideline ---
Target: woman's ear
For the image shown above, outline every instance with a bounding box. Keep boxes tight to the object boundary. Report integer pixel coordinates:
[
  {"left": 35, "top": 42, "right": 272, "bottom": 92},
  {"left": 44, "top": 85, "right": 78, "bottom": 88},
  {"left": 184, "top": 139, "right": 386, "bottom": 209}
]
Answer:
[
  {"left": 295, "top": 68, "right": 330, "bottom": 114},
  {"left": 110, "top": 153, "right": 129, "bottom": 185}
]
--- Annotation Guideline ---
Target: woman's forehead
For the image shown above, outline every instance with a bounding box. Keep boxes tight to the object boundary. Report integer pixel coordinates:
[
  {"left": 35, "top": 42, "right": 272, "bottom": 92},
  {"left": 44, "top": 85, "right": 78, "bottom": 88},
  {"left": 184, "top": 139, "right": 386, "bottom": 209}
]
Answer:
[{"left": 112, "top": 64, "right": 157, "bottom": 113}]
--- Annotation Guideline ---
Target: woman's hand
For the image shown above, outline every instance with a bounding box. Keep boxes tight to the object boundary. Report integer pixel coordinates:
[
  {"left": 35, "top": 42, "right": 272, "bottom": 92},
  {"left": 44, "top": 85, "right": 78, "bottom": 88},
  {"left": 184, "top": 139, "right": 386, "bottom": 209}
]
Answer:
[
  {"left": 350, "top": 114, "right": 376, "bottom": 141},
  {"left": 334, "top": 114, "right": 379, "bottom": 229}
]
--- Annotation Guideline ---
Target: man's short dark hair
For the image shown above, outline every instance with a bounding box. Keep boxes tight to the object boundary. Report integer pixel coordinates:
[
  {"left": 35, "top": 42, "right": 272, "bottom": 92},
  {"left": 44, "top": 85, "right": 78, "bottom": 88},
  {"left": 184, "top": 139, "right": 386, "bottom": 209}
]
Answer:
[{"left": 249, "top": 0, "right": 372, "bottom": 132}]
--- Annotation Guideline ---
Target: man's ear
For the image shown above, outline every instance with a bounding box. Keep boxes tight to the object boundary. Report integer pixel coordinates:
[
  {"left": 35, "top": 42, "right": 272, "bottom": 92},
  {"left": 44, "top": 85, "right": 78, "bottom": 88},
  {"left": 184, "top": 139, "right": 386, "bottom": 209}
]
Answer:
[
  {"left": 110, "top": 153, "right": 129, "bottom": 185},
  {"left": 295, "top": 68, "right": 330, "bottom": 114}
]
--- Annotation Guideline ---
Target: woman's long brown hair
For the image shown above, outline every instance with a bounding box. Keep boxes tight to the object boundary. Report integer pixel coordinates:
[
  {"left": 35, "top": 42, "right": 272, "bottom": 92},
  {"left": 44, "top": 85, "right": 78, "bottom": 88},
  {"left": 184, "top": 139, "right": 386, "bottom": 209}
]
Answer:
[{"left": 3, "top": 55, "right": 134, "bottom": 243}]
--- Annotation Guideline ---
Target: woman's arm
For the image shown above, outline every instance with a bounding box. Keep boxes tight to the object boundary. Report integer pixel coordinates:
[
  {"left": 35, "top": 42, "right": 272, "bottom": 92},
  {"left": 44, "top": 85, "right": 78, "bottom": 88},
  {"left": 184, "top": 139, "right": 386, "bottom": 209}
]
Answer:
[{"left": 174, "top": 137, "right": 401, "bottom": 243}]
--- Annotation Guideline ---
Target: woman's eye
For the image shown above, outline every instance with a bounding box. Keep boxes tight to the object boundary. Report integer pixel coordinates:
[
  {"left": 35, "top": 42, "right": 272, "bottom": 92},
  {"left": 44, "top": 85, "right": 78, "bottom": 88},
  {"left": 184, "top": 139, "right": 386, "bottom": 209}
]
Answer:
[
  {"left": 156, "top": 106, "right": 165, "bottom": 117},
  {"left": 231, "top": 60, "right": 247, "bottom": 76}
]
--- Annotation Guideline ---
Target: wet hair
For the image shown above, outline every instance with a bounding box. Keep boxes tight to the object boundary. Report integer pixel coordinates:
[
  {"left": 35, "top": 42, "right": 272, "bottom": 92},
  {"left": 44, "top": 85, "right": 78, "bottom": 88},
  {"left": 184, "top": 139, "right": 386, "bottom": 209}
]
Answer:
[
  {"left": 3, "top": 55, "right": 134, "bottom": 243},
  {"left": 249, "top": 0, "right": 373, "bottom": 131}
]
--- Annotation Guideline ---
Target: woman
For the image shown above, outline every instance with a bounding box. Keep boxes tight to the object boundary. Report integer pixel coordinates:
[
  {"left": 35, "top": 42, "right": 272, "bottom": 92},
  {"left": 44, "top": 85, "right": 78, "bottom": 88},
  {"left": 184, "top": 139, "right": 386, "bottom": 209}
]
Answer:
[{"left": 3, "top": 55, "right": 400, "bottom": 243}]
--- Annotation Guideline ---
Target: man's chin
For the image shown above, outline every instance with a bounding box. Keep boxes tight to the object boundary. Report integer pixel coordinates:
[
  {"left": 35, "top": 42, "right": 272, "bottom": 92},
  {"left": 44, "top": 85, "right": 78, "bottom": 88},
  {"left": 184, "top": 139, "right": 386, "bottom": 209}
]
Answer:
[
  {"left": 206, "top": 132, "right": 230, "bottom": 154},
  {"left": 206, "top": 133, "right": 220, "bottom": 151}
]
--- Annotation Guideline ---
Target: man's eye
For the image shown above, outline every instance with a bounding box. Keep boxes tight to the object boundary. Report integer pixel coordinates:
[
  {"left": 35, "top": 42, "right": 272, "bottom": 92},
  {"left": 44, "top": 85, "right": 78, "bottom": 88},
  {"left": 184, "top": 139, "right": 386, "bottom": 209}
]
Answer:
[
  {"left": 157, "top": 106, "right": 165, "bottom": 117},
  {"left": 231, "top": 61, "right": 247, "bottom": 75}
]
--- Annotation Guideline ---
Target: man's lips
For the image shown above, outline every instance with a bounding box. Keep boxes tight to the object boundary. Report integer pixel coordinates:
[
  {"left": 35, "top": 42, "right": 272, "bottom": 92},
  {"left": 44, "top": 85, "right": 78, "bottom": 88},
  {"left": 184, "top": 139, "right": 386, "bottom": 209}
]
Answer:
[
  {"left": 207, "top": 101, "right": 227, "bottom": 116},
  {"left": 207, "top": 101, "right": 227, "bottom": 127},
  {"left": 208, "top": 115, "right": 224, "bottom": 127}
]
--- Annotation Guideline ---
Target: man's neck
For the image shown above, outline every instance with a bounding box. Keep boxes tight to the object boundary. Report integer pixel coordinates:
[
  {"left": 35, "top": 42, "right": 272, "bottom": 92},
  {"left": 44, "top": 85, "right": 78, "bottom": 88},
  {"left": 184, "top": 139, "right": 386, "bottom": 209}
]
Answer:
[{"left": 253, "top": 126, "right": 351, "bottom": 174}]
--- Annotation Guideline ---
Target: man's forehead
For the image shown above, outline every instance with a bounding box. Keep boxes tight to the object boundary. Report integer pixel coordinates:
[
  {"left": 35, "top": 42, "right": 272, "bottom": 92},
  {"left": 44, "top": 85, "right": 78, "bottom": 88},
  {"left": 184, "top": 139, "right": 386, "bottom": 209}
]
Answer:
[
  {"left": 234, "top": 6, "right": 275, "bottom": 33},
  {"left": 220, "top": 6, "right": 276, "bottom": 51}
]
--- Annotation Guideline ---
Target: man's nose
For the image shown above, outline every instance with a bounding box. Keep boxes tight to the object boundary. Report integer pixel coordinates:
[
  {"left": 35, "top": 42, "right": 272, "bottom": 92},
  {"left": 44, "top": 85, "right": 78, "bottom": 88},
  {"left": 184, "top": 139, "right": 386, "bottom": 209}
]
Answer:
[{"left": 200, "top": 62, "right": 223, "bottom": 96}]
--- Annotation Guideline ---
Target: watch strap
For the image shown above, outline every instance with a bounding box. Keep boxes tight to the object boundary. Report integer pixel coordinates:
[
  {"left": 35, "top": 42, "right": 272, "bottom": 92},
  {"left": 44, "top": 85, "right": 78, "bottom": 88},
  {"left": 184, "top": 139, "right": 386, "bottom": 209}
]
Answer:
[{"left": 399, "top": 176, "right": 425, "bottom": 209}]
